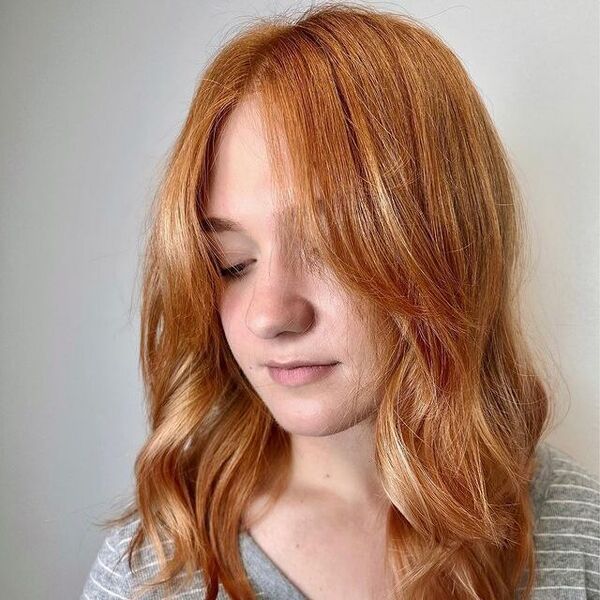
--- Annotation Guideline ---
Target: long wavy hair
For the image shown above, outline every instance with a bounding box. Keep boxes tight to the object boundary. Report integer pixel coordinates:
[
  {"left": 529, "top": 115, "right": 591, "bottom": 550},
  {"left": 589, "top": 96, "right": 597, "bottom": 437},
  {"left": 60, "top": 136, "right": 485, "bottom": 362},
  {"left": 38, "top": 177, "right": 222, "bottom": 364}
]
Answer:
[{"left": 102, "top": 3, "right": 557, "bottom": 599}]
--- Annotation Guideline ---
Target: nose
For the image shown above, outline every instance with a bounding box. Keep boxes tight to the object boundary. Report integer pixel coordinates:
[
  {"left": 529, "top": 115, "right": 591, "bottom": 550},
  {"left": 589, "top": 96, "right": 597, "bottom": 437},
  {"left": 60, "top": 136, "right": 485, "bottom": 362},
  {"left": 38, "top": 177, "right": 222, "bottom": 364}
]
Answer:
[{"left": 244, "top": 253, "right": 315, "bottom": 339}]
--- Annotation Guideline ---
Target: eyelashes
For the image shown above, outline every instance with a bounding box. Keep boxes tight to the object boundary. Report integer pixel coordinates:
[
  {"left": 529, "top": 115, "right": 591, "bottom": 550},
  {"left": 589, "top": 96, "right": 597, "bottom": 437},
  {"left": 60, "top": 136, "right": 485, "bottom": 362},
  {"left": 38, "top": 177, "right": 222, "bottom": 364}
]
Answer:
[
  {"left": 216, "top": 247, "right": 323, "bottom": 281},
  {"left": 218, "top": 262, "right": 247, "bottom": 280},
  {"left": 218, "top": 254, "right": 323, "bottom": 281}
]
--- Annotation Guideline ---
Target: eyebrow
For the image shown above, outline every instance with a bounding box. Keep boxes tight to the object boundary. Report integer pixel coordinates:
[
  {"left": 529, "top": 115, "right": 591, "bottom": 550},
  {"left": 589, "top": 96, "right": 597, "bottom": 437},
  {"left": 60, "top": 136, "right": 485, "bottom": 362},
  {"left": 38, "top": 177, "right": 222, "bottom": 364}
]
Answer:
[
  {"left": 200, "top": 212, "right": 303, "bottom": 264},
  {"left": 200, "top": 210, "right": 295, "bottom": 241},
  {"left": 200, "top": 216, "right": 244, "bottom": 233}
]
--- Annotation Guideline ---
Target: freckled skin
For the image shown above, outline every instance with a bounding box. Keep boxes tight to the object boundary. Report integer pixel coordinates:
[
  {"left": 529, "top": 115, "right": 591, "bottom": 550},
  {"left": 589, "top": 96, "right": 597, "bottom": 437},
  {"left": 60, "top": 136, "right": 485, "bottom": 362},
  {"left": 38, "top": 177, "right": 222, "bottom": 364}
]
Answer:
[{"left": 205, "top": 96, "right": 383, "bottom": 439}]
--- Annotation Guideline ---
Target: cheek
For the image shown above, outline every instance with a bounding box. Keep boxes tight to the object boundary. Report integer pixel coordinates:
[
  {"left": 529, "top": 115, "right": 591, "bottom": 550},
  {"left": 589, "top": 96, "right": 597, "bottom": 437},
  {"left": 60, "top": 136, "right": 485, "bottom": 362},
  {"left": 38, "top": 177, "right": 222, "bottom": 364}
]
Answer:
[{"left": 218, "top": 290, "right": 246, "bottom": 349}]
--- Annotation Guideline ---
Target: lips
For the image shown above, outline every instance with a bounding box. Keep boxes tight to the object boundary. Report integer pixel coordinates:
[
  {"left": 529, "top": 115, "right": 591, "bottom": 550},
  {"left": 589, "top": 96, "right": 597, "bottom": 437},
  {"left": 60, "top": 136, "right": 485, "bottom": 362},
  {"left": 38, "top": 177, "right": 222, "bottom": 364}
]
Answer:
[
  {"left": 266, "top": 362, "right": 339, "bottom": 386},
  {"left": 265, "top": 360, "right": 338, "bottom": 369}
]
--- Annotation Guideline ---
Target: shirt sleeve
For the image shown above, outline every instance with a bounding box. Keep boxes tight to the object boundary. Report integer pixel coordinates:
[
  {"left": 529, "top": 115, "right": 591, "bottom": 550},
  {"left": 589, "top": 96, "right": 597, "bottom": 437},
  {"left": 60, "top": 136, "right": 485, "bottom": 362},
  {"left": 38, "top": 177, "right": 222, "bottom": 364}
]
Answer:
[
  {"left": 532, "top": 444, "right": 600, "bottom": 598},
  {"left": 80, "top": 524, "right": 134, "bottom": 600}
]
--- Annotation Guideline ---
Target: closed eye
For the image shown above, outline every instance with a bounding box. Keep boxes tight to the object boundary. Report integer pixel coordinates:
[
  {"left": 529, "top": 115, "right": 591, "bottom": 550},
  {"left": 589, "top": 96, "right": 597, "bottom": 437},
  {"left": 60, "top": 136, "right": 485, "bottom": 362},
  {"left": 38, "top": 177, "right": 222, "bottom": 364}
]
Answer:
[{"left": 218, "top": 262, "right": 247, "bottom": 279}]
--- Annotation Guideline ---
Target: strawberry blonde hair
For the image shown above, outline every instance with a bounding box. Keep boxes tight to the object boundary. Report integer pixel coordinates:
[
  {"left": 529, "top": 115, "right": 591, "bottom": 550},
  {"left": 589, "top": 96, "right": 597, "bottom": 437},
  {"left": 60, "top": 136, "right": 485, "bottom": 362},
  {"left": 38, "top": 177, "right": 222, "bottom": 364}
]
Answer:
[{"left": 102, "top": 3, "right": 556, "bottom": 598}]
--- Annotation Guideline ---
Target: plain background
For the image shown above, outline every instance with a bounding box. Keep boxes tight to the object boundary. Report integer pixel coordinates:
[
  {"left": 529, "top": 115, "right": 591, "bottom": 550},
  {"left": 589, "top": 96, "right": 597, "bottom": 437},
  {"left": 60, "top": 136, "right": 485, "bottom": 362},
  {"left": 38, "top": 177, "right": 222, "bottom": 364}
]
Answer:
[{"left": 1, "top": 1, "right": 598, "bottom": 597}]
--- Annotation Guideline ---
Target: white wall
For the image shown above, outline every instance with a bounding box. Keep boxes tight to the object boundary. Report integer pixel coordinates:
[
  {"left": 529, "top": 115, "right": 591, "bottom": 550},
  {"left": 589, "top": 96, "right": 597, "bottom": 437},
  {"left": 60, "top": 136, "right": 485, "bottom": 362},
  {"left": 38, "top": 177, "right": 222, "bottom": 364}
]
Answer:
[{"left": 1, "top": 1, "right": 597, "bottom": 597}]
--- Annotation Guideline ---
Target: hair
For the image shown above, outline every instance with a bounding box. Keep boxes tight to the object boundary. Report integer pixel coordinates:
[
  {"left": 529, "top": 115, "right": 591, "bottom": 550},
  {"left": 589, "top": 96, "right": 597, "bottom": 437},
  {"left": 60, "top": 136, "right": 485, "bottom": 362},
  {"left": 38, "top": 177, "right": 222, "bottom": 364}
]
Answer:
[{"left": 101, "top": 2, "right": 558, "bottom": 599}]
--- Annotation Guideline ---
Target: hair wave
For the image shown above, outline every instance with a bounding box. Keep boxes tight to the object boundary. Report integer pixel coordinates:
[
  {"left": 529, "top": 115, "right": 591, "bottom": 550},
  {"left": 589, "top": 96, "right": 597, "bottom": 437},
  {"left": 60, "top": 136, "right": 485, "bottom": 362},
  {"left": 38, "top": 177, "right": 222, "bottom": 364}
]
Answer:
[{"left": 101, "top": 3, "right": 556, "bottom": 599}]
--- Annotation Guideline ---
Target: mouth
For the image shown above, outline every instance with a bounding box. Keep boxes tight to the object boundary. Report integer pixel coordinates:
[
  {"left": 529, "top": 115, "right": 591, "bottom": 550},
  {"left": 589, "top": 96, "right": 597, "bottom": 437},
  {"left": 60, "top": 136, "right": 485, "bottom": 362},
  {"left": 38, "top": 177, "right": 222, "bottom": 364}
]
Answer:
[
  {"left": 264, "top": 359, "right": 339, "bottom": 369},
  {"left": 266, "top": 362, "right": 340, "bottom": 387}
]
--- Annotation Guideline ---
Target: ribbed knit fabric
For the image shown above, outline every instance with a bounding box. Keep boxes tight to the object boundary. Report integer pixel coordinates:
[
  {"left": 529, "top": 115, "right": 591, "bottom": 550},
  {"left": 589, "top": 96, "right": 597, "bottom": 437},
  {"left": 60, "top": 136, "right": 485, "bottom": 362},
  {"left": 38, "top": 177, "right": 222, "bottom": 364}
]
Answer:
[{"left": 80, "top": 441, "right": 599, "bottom": 599}]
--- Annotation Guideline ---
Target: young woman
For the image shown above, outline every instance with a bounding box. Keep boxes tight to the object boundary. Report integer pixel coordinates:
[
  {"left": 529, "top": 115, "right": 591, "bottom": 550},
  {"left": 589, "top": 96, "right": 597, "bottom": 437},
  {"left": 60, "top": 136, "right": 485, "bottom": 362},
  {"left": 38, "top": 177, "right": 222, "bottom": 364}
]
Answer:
[{"left": 80, "top": 3, "right": 599, "bottom": 599}]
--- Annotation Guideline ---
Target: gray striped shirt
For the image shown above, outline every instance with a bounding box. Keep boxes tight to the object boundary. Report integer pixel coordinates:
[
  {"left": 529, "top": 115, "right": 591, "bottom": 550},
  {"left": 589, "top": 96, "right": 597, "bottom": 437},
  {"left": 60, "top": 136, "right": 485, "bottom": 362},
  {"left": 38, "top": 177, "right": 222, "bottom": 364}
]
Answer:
[{"left": 80, "top": 441, "right": 600, "bottom": 599}]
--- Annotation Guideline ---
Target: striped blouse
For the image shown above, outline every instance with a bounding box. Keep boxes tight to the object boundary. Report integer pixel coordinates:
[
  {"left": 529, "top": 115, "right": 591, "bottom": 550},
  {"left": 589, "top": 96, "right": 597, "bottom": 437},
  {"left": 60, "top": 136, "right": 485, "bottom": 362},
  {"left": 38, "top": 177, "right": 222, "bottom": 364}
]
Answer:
[{"left": 80, "top": 441, "right": 600, "bottom": 599}]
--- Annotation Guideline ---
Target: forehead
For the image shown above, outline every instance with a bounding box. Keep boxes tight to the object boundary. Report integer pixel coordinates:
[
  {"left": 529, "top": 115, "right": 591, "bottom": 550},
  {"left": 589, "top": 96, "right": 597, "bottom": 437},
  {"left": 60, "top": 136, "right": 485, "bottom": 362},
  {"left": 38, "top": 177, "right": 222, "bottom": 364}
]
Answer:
[
  {"left": 203, "top": 97, "right": 301, "bottom": 249},
  {"left": 205, "top": 97, "right": 274, "bottom": 217}
]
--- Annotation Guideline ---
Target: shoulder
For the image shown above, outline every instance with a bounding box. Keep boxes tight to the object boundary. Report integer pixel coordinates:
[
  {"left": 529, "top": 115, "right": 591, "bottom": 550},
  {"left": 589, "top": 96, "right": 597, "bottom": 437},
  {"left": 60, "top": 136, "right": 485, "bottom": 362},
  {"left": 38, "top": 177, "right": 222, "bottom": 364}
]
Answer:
[
  {"left": 80, "top": 517, "right": 140, "bottom": 599},
  {"left": 529, "top": 441, "right": 600, "bottom": 593},
  {"left": 532, "top": 441, "right": 600, "bottom": 520},
  {"left": 80, "top": 517, "right": 220, "bottom": 599}
]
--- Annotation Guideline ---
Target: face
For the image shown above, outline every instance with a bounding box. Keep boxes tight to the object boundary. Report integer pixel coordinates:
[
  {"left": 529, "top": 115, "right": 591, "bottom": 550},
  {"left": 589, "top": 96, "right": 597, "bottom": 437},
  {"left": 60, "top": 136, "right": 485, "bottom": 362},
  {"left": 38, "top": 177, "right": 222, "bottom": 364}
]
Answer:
[{"left": 205, "top": 96, "right": 381, "bottom": 437}]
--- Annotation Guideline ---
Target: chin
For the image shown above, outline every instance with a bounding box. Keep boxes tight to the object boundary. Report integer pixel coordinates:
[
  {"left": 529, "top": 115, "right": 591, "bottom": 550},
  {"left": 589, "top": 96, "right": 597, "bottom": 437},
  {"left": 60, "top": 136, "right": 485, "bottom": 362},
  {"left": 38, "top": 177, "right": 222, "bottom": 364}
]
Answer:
[{"left": 265, "top": 398, "right": 358, "bottom": 437}]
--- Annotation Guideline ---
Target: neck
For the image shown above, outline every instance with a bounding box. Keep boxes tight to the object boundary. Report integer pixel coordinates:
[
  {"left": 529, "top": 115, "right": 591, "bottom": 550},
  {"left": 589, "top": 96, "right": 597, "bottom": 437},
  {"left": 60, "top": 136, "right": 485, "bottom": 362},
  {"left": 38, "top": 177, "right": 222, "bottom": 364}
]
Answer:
[{"left": 287, "top": 415, "right": 388, "bottom": 509}]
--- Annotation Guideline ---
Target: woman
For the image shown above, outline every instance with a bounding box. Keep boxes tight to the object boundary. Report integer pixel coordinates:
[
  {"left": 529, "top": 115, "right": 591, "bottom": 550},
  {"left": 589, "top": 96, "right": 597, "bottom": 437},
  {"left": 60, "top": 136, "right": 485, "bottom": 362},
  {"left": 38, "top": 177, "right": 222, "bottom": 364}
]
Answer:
[{"left": 81, "top": 3, "right": 599, "bottom": 599}]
